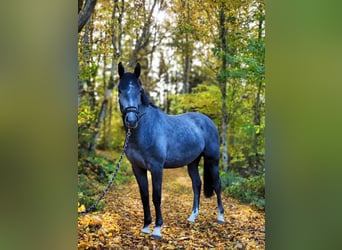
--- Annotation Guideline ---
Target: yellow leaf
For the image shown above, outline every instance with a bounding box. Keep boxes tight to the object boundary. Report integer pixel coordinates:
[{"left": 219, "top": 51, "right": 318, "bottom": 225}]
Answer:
[{"left": 78, "top": 204, "right": 86, "bottom": 212}]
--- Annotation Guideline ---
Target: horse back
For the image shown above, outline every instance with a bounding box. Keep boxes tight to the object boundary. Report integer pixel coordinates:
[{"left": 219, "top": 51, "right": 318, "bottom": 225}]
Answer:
[{"left": 163, "top": 112, "right": 220, "bottom": 167}]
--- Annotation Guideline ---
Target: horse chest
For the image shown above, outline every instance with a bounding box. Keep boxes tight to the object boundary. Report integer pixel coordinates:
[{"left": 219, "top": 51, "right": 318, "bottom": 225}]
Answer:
[
  {"left": 126, "top": 140, "right": 166, "bottom": 170},
  {"left": 126, "top": 149, "right": 146, "bottom": 169}
]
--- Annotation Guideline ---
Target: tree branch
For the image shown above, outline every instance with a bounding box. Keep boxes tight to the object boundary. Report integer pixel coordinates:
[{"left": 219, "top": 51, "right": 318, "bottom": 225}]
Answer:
[
  {"left": 78, "top": 0, "right": 97, "bottom": 33},
  {"left": 78, "top": 0, "right": 84, "bottom": 14}
]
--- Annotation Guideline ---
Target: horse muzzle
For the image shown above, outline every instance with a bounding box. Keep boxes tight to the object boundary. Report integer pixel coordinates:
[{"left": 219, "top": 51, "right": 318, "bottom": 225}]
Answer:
[{"left": 123, "top": 106, "right": 139, "bottom": 129}]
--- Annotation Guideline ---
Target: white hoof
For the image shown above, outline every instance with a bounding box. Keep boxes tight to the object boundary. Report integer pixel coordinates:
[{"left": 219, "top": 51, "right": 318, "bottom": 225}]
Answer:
[
  {"left": 141, "top": 225, "right": 150, "bottom": 234},
  {"left": 217, "top": 212, "right": 225, "bottom": 223},
  {"left": 187, "top": 210, "right": 199, "bottom": 222},
  {"left": 151, "top": 226, "right": 162, "bottom": 239}
]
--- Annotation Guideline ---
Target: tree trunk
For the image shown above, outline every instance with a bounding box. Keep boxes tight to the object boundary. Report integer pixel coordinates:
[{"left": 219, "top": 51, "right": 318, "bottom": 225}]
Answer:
[
  {"left": 128, "top": 0, "right": 157, "bottom": 67},
  {"left": 252, "top": 80, "right": 262, "bottom": 169},
  {"left": 88, "top": 46, "right": 107, "bottom": 152},
  {"left": 78, "top": 19, "right": 92, "bottom": 109},
  {"left": 78, "top": 0, "right": 97, "bottom": 33},
  {"left": 183, "top": 46, "right": 191, "bottom": 94},
  {"left": 221, "top": 92, "right": 229, "bottom": 171},
  {"left": 219, "top": 3, "right": 229, "bottom": 171},
  {"left": 88, "top": 0, "right": 123, "bottom": 152},
  {"left": 107, "top": 0, "right": 124, "bottom": 150},
  {"left": 252, "top": 14, "right": 264, "bottom": 171},
  {"left": 87, "top": 22, "right": 97, "bottom": 111},
  {"left": 102, "top": 53, "right": 108, "bottom": 148},
  {"left": 89, "top": 94, "right": 110, "bottom": 152},
  {"left": 182, "top": 0, "right": 191, "bottom": 94},
  {"left": 78, "top": 0, "right": 84, "bottom": 13},
  {"left": 106, "top": 97, "right": 114, "bottom": 149}
]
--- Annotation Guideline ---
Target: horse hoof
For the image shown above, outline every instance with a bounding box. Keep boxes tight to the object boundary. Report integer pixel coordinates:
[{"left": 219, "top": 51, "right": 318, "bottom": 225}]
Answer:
[
  {"left": 141, "top": 225, "right": 150, "bottom": 234},
  {"left": 188, "top": 210, "right": 199, "bottom": 222},
  {"left": 151, "top": 226, "right": 162, "bottom": 239},
  {"left": 187, "top": 216, "right": 197, "bottom": 223},
  {"left": 217, "top": 213, "right": 225, "bottom": 224}
]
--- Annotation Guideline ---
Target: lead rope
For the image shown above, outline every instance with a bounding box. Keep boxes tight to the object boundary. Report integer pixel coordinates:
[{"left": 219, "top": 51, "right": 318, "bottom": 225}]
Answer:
[{"left": 78, "top": 128, "right": 131, "bottom": 215}]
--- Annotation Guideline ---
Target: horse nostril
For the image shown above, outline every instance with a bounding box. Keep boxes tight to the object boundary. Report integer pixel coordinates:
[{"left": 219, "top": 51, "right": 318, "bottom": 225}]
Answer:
[
  {"left": 125, "top": 115, "right": 130, "bottom": 123},
  {"left": 126, "top": 114, "right": 135, "bottom": 123},
  {"left": 125, "top": 113, "right": 138, "bottom": 128}
]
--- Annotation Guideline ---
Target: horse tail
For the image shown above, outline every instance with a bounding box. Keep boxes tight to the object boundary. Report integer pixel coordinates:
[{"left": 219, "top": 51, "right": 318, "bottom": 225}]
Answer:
[{"left": 203, "top": 159, "right": 214, "bottom": 198}]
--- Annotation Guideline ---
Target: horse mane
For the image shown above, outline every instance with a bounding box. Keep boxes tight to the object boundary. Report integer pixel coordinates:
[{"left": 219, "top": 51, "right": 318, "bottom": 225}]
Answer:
[
  {"left": 141, "top": 87, "right": 157, "bottom": 109},
  {"left": 138, "top": 79, "right": 158, "bottom": 108}
]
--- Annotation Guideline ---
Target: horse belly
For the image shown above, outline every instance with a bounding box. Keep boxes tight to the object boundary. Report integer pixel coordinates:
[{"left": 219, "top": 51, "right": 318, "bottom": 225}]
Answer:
[{"left": 164, "top": 139, "right": 204, "bottom": 168}]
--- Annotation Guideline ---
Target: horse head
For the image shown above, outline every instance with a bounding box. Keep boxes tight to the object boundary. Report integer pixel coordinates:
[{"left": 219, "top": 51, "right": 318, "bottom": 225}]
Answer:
[{"left": 118, "top": 62, "right": 148, "bottom": 129}]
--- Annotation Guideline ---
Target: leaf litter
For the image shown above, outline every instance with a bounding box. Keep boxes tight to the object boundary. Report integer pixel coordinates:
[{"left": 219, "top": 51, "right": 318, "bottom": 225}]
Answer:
[{"left": 78, "top": 168, "right": 265, "bottom": 249}]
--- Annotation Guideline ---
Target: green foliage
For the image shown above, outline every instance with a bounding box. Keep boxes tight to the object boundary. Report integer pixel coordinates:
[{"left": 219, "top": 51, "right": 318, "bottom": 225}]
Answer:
[
  {"left": 169, "top": 83, "right": 221, "bottom": 124},
  {"left": 78, "top": 152, "right": 133, "bottom": 212},
  {"left": 221, "top": 171, "right": 265, "bottom": 210},
  {"left": 77, "top": 0, "right": 266, "bottom": 213},
  {"left": 97, "top": 104, "right": 126, "bottom": 152},
  {"left": 78, "top": 106, "right": 97, "bottom": 150},
  {"left": 169, "top": 80, "right": 265, "bottom": 175},
  {"left": 229, "top": 118, "right": 265, "bottom": 172},
  {"left": 79, "top": 63, "right": 99, "bottom": 83}
]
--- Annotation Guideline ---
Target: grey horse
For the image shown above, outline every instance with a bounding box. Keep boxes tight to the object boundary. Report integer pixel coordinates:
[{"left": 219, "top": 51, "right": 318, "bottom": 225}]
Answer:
[{"left": 118, "top": 62, "right": 224, "bottom": 239}]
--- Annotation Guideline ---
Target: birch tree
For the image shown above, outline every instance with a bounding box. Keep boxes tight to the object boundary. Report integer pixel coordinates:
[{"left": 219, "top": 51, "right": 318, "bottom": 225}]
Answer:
[{"left": 89, "top": 0, "right": 124, "bottom": 151}]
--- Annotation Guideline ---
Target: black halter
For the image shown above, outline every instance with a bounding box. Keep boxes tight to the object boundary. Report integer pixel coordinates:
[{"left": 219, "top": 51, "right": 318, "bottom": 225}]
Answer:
[{"left": 122, "top": 106, "right": 140, "bottom": 118}]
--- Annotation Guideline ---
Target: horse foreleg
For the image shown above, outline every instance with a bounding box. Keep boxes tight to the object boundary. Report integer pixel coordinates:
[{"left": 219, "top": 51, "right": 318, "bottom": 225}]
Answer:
[
  {"left": 150, "top": 167, "right": 163, "bottom": 239},
  {"left": 132, "top": 166, "right": 152, "bottom": 234},
  {"left": 187, "top": 158, "right": 201, "bottom": 222}
]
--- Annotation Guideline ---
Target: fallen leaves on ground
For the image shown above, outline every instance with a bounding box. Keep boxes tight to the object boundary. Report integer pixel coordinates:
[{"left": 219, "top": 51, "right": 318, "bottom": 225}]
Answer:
[{"left": 78, "top": 168, "right": 265, "bottom": 249}]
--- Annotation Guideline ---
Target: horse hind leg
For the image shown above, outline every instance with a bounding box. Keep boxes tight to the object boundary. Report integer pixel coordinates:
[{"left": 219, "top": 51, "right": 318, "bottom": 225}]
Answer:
[
  {"left": 204, "top": 157, "right": 225, "bottom": 223},
  {"left": 187, "top": 156, "right": 202, "bottom": 222}
]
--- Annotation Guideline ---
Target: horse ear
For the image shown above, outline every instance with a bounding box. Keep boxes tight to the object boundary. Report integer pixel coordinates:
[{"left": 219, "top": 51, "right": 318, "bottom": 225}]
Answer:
[
  {"left": 134, "top": 63, "right": 141, "bottom": 78},
  {"left": 118, "top": 62, "right": 125, "bottom": 78}
]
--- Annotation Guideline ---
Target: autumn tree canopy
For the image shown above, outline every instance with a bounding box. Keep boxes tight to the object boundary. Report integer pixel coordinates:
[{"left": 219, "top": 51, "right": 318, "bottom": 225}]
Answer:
[{"left": 78, "top": 0, "right": 265, "bottom": 211}]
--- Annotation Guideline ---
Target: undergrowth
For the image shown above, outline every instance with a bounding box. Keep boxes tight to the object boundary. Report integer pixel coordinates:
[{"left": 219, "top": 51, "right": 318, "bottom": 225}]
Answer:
[
  {"left": 78, "top": 151, "right": 133, "bottom": 212},
  {"left": 221, "top": 171, "right": 265, "bottom": 210}
]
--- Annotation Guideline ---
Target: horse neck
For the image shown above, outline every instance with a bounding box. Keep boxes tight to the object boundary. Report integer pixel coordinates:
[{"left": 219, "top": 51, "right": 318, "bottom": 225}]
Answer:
[{"left": 128, "top": 104, "right": 162, "bottom": 136}]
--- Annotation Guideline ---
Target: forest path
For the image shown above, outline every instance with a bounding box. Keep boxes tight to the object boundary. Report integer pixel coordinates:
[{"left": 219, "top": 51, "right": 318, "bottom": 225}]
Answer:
[{"left": 78, "top": 167, "right": 265, "bottom": 249}]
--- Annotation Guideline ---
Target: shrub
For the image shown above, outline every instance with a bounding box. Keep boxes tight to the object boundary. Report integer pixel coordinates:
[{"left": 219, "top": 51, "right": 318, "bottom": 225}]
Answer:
[
  {"left": 78, "top": 152, "right": 133, "bottom": 212},
  {"left": 221, "top": 171, "right": 265, "bottom": 210}
]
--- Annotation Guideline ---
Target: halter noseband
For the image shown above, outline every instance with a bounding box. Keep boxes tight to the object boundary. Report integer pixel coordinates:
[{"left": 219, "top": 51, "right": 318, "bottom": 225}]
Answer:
[{"left": 122, "top": 106, "right": 140, "bottom": 118}]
